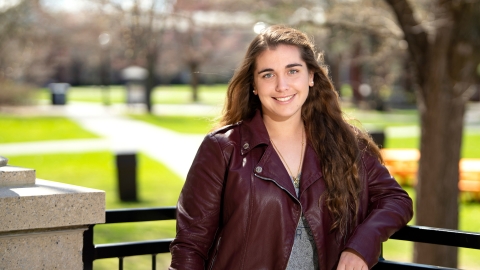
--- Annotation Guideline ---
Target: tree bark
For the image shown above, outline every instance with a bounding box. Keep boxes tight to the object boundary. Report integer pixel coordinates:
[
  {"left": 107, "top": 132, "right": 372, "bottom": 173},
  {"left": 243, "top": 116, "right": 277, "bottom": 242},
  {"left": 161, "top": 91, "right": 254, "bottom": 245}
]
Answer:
[
  {"left": 349, "top": 42, "right": 362, "bottom": 104},
  {"left": 415, "top": 70, "right": 463, "bottom": 266},
  {"left": 145, "top": 48, "right": 156, "bottom": 114},
  {"left": 190, "top": 61, "right": 199, "bottom": 102}
]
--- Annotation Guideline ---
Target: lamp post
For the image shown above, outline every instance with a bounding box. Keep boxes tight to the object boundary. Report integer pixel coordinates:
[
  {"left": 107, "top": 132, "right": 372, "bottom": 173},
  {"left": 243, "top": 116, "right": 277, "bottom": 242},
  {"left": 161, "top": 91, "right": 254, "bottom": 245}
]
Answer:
[{"left": 99, "top": 32, "right": 111, "bottom": 106}]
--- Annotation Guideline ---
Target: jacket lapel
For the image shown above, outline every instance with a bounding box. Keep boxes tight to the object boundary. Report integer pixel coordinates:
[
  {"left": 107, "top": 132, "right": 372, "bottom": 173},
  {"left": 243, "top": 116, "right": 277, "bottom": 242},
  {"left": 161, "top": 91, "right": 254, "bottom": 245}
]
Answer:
[
  {"left": 255, "top": 144, "right": 298, "bottom": 197},
  {"left": 240, "top": 110, "right": 298, "bottom": 197},
  {"left": 299, "top": 143, "right": 323, "bottom": 196},
  {"left": 239, "top": 110, "right": 324, "bottom": 198}
]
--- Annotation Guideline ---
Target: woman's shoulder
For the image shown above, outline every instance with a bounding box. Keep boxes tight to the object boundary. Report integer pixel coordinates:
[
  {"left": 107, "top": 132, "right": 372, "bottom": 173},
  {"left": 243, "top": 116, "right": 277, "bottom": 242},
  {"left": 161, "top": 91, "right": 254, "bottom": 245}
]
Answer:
[
  {"left": 203, "top": 121, "right": 244, "bottom": 147},
  {"left": 209, "top": 121, "right": 243, "bottom": 135}
]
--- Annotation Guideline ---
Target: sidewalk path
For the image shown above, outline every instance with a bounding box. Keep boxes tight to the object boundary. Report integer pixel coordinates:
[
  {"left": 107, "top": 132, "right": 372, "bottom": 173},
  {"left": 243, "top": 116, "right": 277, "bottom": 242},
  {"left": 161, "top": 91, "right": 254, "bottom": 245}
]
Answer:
[{"left": 67, "top": 104, "right": 207, "bottom": 180}]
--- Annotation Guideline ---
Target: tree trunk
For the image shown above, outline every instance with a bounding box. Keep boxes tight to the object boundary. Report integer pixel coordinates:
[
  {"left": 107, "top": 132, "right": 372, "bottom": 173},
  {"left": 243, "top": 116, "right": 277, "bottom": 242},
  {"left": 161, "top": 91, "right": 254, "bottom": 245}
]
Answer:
[
  {"left": 190, "top": 61, "right": 199, "bottom": 102},
  {"left": 413, "top": 9, "right": 467, "bottom": 267},
  {"left": 349, "top": 42, "right": 362, "bottom": 104},
  {"left": 325, "top": 53, "right": 342, "bottom": 95},
  {"left": 414, "top": 84, "right": 464, "bottom": 267},
  {"left": 145, "top": 43, "right": 159, "bottom": 114}
]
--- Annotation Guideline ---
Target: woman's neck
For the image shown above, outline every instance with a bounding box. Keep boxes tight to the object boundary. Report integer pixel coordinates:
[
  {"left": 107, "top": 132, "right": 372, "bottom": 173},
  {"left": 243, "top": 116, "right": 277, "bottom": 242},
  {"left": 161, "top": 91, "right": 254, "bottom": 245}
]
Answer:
[{"left": 263, "top": 115, "right": 304, "bottom": 140}]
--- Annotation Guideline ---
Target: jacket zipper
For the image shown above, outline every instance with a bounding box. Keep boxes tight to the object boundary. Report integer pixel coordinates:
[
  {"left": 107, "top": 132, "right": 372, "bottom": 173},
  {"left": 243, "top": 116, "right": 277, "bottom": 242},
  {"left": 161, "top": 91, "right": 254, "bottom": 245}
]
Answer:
[
  {"left": 208, "top": 236, "right": 221, "bottom": 270},
  {"left": 255, "top": 174, "right": 300, "bottom": 203},
  {"left": 254, "top": 174, "right": 303, "bottom": 262}
]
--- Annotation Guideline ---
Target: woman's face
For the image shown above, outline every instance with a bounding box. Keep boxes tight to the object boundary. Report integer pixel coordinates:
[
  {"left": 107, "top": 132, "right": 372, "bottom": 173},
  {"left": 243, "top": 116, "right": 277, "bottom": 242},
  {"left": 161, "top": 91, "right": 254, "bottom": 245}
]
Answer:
[{"left": 253, "top": 44, "right": 313, "bottom": 123}]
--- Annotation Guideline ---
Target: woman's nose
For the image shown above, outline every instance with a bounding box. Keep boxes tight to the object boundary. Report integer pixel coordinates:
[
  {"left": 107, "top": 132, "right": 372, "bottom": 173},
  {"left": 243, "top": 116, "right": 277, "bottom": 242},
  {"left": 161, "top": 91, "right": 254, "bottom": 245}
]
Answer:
[{"left": 275, "top": 75, "right": 289, "bottom": 92}]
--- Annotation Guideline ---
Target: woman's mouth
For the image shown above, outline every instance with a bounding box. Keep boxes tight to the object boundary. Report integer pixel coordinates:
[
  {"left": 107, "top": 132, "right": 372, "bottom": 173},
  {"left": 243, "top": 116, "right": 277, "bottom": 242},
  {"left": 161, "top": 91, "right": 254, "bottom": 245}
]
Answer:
[{"left": 273, "top": 94, "right": 295, "bottom": 102}]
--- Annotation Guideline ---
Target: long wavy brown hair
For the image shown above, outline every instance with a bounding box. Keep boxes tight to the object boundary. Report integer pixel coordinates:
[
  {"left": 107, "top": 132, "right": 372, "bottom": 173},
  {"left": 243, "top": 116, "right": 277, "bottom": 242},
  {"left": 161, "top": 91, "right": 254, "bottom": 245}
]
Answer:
[{"left": 217, "top": 25, "right": 382, "bottom": 237}]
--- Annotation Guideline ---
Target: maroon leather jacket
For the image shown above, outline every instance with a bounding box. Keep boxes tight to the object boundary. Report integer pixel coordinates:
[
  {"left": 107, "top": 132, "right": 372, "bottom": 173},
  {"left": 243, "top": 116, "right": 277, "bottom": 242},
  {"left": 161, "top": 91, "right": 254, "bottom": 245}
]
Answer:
[{"left": 170, "top": 111, "right": 413, "bottom": 270}]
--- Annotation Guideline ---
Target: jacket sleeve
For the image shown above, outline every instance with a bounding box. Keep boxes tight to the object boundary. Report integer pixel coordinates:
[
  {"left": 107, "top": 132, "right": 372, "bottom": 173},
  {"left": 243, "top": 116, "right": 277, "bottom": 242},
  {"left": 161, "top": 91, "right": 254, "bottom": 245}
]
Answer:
[
  {"left": 345, "top": 150, "right": 414, "bottom": 269},
  {"left": 169, "top": 134, "right": 228, "bottom": 270}
]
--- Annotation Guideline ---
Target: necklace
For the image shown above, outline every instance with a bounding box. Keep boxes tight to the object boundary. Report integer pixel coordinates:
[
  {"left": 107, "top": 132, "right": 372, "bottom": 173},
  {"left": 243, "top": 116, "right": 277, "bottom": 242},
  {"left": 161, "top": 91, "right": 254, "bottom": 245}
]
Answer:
[{"left": 270, "top": 128, "right": 305, "bottom": 188}]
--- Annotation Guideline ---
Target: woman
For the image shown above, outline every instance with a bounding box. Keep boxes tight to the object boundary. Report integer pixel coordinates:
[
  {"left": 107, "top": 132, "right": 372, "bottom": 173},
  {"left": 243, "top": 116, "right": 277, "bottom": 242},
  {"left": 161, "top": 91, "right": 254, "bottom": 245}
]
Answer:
[{"left": 170, "top": 25, "right": 413, "bottom": 270}]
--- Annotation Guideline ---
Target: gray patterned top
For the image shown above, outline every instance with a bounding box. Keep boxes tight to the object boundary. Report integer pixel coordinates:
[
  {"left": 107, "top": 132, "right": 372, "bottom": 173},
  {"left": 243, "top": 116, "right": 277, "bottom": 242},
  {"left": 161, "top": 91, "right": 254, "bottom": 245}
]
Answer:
[{"left": 286, "top": 176, "right": 319, "bottom": 269}]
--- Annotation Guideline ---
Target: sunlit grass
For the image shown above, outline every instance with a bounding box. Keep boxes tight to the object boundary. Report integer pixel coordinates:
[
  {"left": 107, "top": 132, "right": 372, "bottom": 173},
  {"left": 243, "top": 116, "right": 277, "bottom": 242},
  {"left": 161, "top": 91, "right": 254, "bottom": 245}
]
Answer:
[
  {"left": 152, "top": 84, "right": 227, "bottom": 105},
  {"left": 0, "top": 114, "right": 98, "bottom": 143},
  {"left": 37, "top": 84, "right": 228, "bottom": 105},
  {"left": 128, "top": 114, "right": 215, "bottom": 134},
  {"left": 462, "top": 134, "right": 480, "bottom": 158}
]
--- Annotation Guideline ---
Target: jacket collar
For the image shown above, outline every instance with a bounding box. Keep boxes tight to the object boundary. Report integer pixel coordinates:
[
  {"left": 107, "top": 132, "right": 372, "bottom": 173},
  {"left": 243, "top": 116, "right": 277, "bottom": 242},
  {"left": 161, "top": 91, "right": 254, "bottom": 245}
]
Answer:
[
  {"left": 240, "top": 110, "right": 323, "bottom": 195},
  {"left": 239, "top": 110, "right": 270, "bottom": 155}
]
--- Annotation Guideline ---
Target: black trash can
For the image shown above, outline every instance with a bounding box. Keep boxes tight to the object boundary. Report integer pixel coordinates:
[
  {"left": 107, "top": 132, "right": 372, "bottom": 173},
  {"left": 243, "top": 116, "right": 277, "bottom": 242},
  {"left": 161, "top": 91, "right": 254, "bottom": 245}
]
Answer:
[
  {"left": 48, "top": 83, "right": 70, "bottom": 105},
  {"left": 369, "top": 130, "right": 386, "bottom": 149},
  {"left": 115, "top": 152, "right": 138, "bottom": 202}
]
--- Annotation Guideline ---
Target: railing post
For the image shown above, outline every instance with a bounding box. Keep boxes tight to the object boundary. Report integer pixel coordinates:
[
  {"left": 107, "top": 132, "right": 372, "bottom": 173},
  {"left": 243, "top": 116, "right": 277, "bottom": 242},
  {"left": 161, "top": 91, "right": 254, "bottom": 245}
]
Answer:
[
  {"left": 83, "top": 225, "right": 95, "bottom": 270},
  {"left": 152, "top": 254, "right": 157, "bottom": 270},
  {"left": 0, "top": 159, "right": 105, "bottom": 270},
  {"left": 119, "top": 257, "right": 124, "bottom": 270},
  {"left": 379, "top": 242, "right": 384, "bottom": 260}
]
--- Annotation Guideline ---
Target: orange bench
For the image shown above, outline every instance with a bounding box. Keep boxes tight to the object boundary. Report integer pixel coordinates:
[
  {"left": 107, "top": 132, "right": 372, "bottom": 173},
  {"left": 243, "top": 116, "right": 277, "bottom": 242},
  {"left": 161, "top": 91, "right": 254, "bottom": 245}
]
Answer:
[
  {"left": 380, "top": 149, "right": 419, "bottom": 186},
  {"left": 380, "top": 149, "right": 480, "bottom": 198},
  {"left": 459, "top": 159, "right": 480, "bottom": 199}
]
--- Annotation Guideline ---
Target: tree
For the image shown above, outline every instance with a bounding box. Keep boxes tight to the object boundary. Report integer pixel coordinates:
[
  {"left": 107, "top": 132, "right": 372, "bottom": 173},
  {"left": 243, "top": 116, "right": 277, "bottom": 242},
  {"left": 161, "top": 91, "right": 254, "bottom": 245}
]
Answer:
[
  {"left": 91, "top": 0, "right": 175, "bottom": 113},
  {"left": 384, "top": 0, "right": 480, "bottom": 267},
  {"left": 0, "top": 0, "right": 53, "bottom": 104},
  {"left": 170, "top": 13, "right": 218, "bottom": 102}
]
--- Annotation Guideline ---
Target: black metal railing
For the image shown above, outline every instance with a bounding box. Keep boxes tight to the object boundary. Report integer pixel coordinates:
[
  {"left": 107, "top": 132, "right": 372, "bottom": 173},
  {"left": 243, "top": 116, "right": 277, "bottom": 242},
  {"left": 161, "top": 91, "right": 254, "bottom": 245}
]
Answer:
[
  {"left": 374, "top": 226, "right": 480, "bottom": 269},
  {"left": 83, "top": 207, "right": 176, "bottom": 270},
  {"left": 83, "top": 207, "right": 480, "bottom": 270}
]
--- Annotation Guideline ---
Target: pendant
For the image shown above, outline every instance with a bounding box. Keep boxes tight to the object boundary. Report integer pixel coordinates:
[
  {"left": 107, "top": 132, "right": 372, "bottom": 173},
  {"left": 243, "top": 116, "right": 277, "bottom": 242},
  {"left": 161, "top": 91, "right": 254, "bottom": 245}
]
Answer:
[{"left": 293, "top": 177, "right": 300, "bottom": 188}]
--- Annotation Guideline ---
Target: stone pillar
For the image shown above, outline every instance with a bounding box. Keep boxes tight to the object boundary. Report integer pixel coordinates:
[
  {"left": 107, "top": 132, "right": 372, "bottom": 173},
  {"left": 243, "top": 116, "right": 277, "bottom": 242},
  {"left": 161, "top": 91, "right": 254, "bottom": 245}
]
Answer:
[{"left": 0, "top": 156, "right": 105, "bottom": 269}]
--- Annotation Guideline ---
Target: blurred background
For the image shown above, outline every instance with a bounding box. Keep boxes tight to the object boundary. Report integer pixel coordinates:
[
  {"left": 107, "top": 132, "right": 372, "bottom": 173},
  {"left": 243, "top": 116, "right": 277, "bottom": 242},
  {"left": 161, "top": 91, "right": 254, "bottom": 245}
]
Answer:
[{"left": 0, "top": 0, "right": 479, "bottom": 269}]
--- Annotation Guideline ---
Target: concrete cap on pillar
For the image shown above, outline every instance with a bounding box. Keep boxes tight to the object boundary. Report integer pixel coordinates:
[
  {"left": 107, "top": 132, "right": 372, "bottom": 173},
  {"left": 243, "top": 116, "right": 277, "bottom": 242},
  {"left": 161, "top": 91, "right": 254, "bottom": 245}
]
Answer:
[{"left": 0, "top": 156, "right": 36, "bottom": 187}]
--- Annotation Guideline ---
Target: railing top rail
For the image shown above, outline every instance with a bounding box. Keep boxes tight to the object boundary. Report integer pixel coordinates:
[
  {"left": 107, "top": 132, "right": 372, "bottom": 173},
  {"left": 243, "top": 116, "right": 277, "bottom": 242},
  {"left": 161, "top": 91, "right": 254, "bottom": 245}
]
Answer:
[
  {"left": 374, "top": 260, "right": 457, "bottom": 270},
  {"left": 94, "top": 239, "right": 174, "bottom": 260},
  {"left": 104, "top": 206, "right": 177, "bottom": 224},
  {"left": 391, "top": 225, "right": 480, "bottom": 249}
]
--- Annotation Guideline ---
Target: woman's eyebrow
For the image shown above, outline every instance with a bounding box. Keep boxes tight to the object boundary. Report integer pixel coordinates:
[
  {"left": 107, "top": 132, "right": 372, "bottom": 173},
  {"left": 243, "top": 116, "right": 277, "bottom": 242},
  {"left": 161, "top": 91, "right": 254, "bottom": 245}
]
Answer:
[
  {"left": 286, "top": 63, "right": 303, "bottom": 68},
  {"left": 257, "top": 68, "right": 273, "bottom": 74},
  {"left": 257, "top": 63, "right": 303, "bottom": 74}
]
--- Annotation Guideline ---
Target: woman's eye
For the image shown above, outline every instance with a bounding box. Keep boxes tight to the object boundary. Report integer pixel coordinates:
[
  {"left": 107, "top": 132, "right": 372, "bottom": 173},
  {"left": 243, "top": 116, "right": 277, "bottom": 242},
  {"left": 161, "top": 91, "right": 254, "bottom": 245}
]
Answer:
[
  {"left": 288, "top": 69, "right": 299, "bottom": 74},
  {"left": 262, "top": 73, "right": 273, "bottom": 79}
]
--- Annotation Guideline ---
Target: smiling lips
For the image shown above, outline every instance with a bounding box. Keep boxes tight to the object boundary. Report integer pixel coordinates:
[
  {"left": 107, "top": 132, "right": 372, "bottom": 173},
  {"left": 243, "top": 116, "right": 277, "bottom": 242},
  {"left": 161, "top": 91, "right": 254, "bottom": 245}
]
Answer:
[{"left": 273, "top": 94, "right": 295, "bottom": 102}]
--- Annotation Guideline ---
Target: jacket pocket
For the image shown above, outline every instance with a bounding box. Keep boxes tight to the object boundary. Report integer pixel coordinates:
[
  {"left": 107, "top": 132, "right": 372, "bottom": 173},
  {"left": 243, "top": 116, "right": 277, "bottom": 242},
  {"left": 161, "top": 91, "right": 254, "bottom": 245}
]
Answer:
[{"left": 208, "top": 237, "right": 222, "bottom": 270}]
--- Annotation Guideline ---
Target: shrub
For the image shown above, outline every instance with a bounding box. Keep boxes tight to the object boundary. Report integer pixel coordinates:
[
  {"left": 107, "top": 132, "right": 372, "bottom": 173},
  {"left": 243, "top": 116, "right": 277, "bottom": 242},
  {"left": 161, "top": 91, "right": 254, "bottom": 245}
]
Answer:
[{"left": 0, "top": 79, "right": 36, "bottom": 105}]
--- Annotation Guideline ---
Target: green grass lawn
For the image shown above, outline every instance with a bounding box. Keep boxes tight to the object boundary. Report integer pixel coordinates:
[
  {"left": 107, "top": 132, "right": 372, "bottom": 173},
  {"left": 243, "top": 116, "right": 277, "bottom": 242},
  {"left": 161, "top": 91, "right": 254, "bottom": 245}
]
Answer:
[
  {"left": 0, "top": 114, "right": 99, "bottom": 143},
  {"left": 128, "top": 114, "right": 216, "bottom": 134},
  {"left": 37, "top": 84, "right": 228, "bottom": 105}
]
